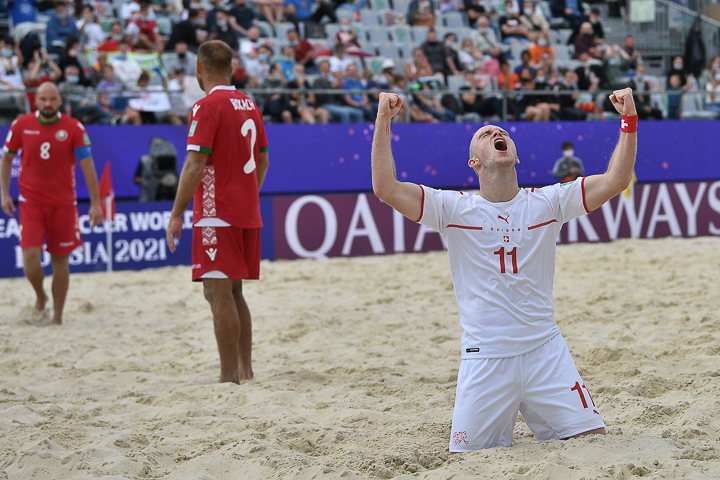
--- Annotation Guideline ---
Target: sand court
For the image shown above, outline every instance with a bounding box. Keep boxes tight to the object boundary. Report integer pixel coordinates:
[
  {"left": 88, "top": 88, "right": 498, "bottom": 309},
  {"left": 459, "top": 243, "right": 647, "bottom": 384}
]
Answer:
[{"left": 1, "top": 236, "right": 720, "bottom": 479}]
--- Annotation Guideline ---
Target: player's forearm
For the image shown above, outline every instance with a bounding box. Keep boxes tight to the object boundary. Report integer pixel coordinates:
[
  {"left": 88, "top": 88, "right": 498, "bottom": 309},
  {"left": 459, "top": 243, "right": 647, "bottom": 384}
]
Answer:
[
  {"left": 0, "top": 152, "right": 13, "bottom": 197},
  {"left": 605, "top": 131, "right": 637, "bottom": 192},
  {"left": 80, "top": 158, "right": 101, "bottom": 205},
  {"left": 257, "top": 151, "right": 269, "bottom": 190},
  {"left": 371, "top": 116, "right": 398, "bottom": 201}
]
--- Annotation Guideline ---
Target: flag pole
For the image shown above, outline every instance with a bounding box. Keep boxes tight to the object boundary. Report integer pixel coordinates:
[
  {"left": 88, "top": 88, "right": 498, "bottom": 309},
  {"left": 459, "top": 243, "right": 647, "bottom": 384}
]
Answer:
[{"left": 105, "top": 196, "right": 113, "bottom": 272}]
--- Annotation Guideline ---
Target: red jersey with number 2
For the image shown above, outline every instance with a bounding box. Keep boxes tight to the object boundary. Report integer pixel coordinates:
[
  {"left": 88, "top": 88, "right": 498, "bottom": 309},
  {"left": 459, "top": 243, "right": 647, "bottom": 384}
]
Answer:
[
  {"left": 4, "top": 112, "right": 90, "bottom": 206},
  {"left": 187, "top": 85, "right": 268, "bottom": 228}
]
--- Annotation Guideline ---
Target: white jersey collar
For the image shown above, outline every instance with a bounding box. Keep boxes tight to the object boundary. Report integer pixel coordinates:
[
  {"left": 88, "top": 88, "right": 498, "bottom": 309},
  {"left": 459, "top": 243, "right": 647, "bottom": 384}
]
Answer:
[{"left": 209, "top": 85, "right": 236, "bottom": 95}]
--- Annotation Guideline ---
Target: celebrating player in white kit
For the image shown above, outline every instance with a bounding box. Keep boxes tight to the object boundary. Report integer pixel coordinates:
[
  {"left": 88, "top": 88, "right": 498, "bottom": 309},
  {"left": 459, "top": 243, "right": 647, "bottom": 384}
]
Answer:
[{"left": 371, "top": 88, "right": 638, "bottom": 451}]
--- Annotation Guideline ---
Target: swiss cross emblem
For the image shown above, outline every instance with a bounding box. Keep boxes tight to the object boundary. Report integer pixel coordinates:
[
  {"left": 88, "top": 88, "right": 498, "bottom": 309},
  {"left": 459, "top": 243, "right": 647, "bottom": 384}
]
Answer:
[
  {"left": 503, "top": 235, "right": 509, "bottom": 243},
  {"left": 452, "top": 431, "right": 468, "bottom": 445},
  {"left": 621, "top": 119, "right": 628, "bottom": 129}
]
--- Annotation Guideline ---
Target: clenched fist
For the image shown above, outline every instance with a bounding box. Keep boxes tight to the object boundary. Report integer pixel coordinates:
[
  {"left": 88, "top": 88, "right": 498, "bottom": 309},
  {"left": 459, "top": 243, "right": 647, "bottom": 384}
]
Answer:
[
  {"left": 377, "top": 92, "right": 404, "bottom": 120},
  {"left": 608, "top": 87, "right": 637, "bottom": 117}
]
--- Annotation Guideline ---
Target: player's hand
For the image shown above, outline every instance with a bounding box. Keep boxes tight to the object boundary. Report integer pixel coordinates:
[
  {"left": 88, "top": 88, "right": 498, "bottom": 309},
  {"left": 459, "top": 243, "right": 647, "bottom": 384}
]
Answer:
[
  {"left": 1, "top": 195, "right": 15, "bottom": 217},
  {"left": 608, "top": 87, "right": 637, "bottom": 117},
  {"left": 166, "top": 215, "right": 183, "bottom": 253},
  {"left": 377, "top": 92, "right": 403, "bottom": 120},
  {"left": 88, "top": 204, "right": 103, "bottom": 227}
]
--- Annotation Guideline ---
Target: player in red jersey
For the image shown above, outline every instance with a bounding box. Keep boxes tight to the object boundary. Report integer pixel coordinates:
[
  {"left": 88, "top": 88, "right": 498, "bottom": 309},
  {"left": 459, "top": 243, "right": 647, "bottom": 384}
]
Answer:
[
  {"left": 0, "top": 82, "right": 103, "bottom": 326},
  {"left": 166, "top": 41, "right": 269, "bottom": 384}
]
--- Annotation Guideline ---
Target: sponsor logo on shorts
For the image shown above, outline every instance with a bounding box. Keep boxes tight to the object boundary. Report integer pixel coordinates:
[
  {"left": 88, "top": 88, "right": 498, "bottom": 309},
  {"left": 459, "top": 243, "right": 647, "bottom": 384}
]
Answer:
[
  {"left": 192, "top": 264, "right": 202, "bottom": 269},
  {"left": 452, "top": 431, "right": 468, "bottom": 445},
  {"left": 465, "top": 348, "right": 479, "bottom": 353},
  {"left": 56, "top": 130, "right": 68, "bottom": 141},
  {"left": 59, "top": 241, "right": 75, "bottom": 247},
  {"left": 206, "top": 248, "right": 217, "bottom": 261}
]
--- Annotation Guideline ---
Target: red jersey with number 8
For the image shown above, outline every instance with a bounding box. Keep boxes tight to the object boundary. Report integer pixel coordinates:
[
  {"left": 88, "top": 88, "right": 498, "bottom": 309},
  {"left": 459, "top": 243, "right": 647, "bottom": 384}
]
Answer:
[
  {"left": 3, "top": 112, "right": 91, "bottom": 206},
  {"left": 186, "top": 85, "right": 268, "bottom": 228}
]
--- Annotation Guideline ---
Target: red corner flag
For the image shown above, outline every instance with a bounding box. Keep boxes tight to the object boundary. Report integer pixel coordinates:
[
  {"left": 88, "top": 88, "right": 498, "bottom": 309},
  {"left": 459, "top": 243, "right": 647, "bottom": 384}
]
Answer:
[{"left": 99, "top": 161, "right": 116, "bottom": 221}]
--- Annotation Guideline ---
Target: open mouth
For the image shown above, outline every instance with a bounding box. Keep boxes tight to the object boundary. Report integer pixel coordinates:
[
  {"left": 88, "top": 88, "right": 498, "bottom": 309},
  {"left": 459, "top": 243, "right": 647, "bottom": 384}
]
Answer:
[{"left": 494, "top": 138, "right": 508, "bottom": 151}]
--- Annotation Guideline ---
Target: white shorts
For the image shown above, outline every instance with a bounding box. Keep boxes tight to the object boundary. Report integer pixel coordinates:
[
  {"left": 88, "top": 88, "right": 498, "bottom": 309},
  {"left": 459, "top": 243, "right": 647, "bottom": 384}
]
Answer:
[{"left": 449, "top": 333, "right": 605, "bottom": 451}]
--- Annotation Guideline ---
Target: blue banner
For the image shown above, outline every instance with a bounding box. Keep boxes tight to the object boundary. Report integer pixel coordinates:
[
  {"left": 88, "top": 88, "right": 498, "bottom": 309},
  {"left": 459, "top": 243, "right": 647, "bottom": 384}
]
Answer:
[{"left": 2, "top": 121, "right": 719, "bottom": 201}]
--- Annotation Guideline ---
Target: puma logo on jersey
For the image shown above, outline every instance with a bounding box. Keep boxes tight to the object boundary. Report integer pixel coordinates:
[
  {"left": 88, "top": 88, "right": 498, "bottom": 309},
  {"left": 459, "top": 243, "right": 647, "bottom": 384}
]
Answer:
[
  {"left": 206, "top": 248, "right": 217, "bottom": 261},
  {"left": 498, "top": 214, "right": 509, "bottom": 223},
  {"left": 193, "top": 104, "right": 201, "bottom": 117},
  {"left": 230, "top": 98, "right": 255, "bottom": 111}
]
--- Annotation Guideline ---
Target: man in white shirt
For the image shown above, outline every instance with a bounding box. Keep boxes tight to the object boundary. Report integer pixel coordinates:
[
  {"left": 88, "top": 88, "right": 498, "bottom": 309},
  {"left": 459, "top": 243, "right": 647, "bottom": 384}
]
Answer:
[
  {"left": 371, "top": 88, "right": 639, "bottom": 451},
  {"left": 328, "top": 44, "right": 353, "bottom": 79},
  {"left": 110, "top": 40, "right": 143, "bottom": 88}
]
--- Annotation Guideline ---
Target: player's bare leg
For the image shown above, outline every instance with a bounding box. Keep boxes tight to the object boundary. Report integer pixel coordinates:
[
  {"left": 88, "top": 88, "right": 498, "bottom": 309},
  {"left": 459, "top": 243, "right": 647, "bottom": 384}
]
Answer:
[
  {"left": 203, "top": 278, "right": 242, "bottom": 384},
  {"left": 231, "top": 279, "right": 253, "bottom": 381},
  {"left": 566, "top": 427, "right": 606, "bottom": 439},
  {"left": 22, "top": 247, "right": 49, "bottom": 312},
  {"left": 49, "top": 254, "right": 70, "bottom": 326}
]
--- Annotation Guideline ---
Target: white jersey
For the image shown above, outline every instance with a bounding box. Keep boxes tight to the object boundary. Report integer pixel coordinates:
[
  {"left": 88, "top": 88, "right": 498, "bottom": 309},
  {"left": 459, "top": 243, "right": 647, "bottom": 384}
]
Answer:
[{"left": 418, "top": 178, "right": 589, "bottom": 359}]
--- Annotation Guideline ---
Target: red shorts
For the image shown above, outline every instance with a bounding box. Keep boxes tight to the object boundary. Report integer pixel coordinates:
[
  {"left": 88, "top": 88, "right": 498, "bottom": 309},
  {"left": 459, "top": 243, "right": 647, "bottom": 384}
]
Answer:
[
  {"left": 191, "top": 226, "right": 261, "bottom": 282},
  {"left": 19, "top": 202, "right": 82, "bottom": 255}
]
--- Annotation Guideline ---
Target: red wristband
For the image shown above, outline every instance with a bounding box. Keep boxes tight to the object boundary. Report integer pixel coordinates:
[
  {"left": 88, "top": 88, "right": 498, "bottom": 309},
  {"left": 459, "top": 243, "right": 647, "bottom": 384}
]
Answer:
[{"left": 621, "top": 114, "right": 638, "bottom": 133}]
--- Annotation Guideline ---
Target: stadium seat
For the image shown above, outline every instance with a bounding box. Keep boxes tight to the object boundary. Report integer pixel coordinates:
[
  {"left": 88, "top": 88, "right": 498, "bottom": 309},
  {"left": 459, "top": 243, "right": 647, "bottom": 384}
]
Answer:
[
  {"left": 446, "top": 74, "right": 464, "bottom": 91},
  {"left": 371, "top": 0, "right": 390, "bottom": 10},
  {"left": 275, "top": 22, "right": 296, "bottom": 40},
  {"left": 377, "top": 42, "right": 399, "bottom": 59},
  {"left": 410, "top": 25, "right": 429, "bottom": 42},
  {"left": 367, "top": 56, "right": 387, "bottom": 75},
  {"left": 681, "top": 94, "right": 716, "bottom": 120},
  {"left": 392, "top": 0, "right": 408, "bottom": 12},
  {"left": 443, "top": 11, "right": 465, "bottom": 28},
  {"left": 360, "top": 10, "right": 381, "bottom": 27},
  {"left": 325, "top": 23, "right": 340, "bottom": 40},
  {"left": 156, "top": 17, "right": 172, "bottom": 37},
  {"left": 366, "top": 25, "right": 390, "bottom": 44},
  {"left": 391, "top": 25, "right": 411, "bottom": 43},
  {"left": 398, "top": 42, "right": 415, "bottom": 60}
]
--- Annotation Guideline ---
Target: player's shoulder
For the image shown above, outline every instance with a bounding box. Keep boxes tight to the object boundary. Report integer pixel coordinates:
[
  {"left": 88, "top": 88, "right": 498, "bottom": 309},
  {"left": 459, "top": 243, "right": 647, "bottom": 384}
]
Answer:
[
  {"left": 11, "top": 112, "right": 35, "bottom": 127},
  {"left": 60, "top": 114, "right": 87, "bottom": 131}
]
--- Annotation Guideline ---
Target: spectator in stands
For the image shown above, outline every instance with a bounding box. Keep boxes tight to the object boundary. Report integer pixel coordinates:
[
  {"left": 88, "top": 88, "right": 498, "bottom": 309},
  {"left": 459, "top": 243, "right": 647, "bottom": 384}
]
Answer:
[
  {"left": 572, "top": 22, "right": 599, "bottom": 60},
  {"left": 230, "top": 55, "right": 249, "bottom": 89},
  {"left": 111, "top": 40, "right": 144, "bottom": 88},
  {"left": 618, "top": 35, "right": 639, "bottom": 74},
  {"left": 421, "top": 30, "right": 459, "bottom": 78},
  {"left": 470, "top": 16, "right": 505, "bottom": 60},
  {"left": 549, "top": 0, "right": 582, "bottom": 31},
  {"left": 703, "top": 67, "right": 720, "bottom": 118},
  {"left": 240, "top": 27, "right": 273, "bottom": 64},
  {"left": 700, "top": 56, "right": 720, "bottom": 89},
  {"left": 528, "top": 32, "right": 554, "bottom": 67},
  {"left": 245, "top": 44, "right": 272, "bottom": 87},
  {"left": 24, "top": 48, "right": 61, "bottom": 111},
  {"left": 252, "top": 0, "right": 284, "bottom": 33},
  {"left": 538, "top": 51, "right": 557, "bottom": 78},
  {"left": 287, "top": 28, "right": 317, "bottom": 74},
  {"left": 210, "top": 8, "right": 239, "bottom": 51},
  {"left": 497, "top": 60, "right": 519, "bottom": 90},
  {"left": 59, "top": 64, "right": 114, "bottom": 124},
  {"left": 405, "top": 47, "right": 428, "bottom": 84},
  {"left": 161, "top": 67, "right": 191, "bottom": 124},
  {"left": 259, "top": 62, "right": 292, "bottom": 122},
  {"left": 97, "top": 22, "right": 126, "bottom": 52},
  {"left": 126, "top": 2, "right": 162, "bottom": 52},
  {"left": 284, "top": 0, "right": 337, "bottom": 30},
  {"left": 440, "top": 0, "right": 463, "bottom": 13},
  {"left": 519, "top": 0, "right": 548, "bottom": 43},
  {"left": 46, "top": 1, "right": 80, "bottom": 55},
  {"left": 342, "top": 63, "right": 375, "bottom": 121},
  {"left": 164, "top": 42, "right": 197, "bottom": 76},
  {"left": 329, "top": 44, "right": 353, "bottom": 79},
  {"left": 76, "top": 4, "right": 104, "bottom": 50},
  {"left": 206, "top": 0, "right": 222, "bottom": 30},
  {"left": 287, "top": 63, "right": 330, "bottom": 123},
  {"left": 278, "top": 45, "right": 298, "bottom": 81},
  {"left": 407, "top": 0, "right": 435, "bottom": 29},
  {"left": 312, "top": 59, "right": 364, "bottom": 123},
  {"left": 515, "top": 66, "right": 557, "bottom": 121},
  {"left": 554, "top": 70, "right": 588, "bottom": 120},
  {"left": 499, "top": 0, "right": 529, "bottom": 45},
  {"left": 574, "top": 52, "right": 603, "bottom": 91},
  {"left": 164, "top": 8, "right": 202, "bottom": 53},
  {"left": 0, "top": 37, "right": 26, "bottom": 112},
  {"left": 458, "top": 38, "right": 483, "bottom": 70},
  {"left": 8, "top": 0, "right": 50, "bottom": 46},
  {"left": 513, "top": 50, "right": 534, "bottom": 76},
  {"left": 120, "top": 0, "right": 144, "bottom": 23},
  {"left": 666, "top": 73, "right": 683, "bottom": 120},
  {"left": 411, "top": 75, "right": 455, "bottom": 121},
  {"left": 57, "top": 35, "right": 91, "bottom": 87},
  {"left": 333, "top": 17, "right": 371, "bottom": 59},
  {"left": 666, "top": 55, "right": 690, "bottom": 89},
  {"left": 628, "top": 64, "right": 663, "bottom": 120},
  {"left": 601, "top": 45, "right": 628, "bottom": 91},
  {"left": 458, "top": 73, "right": 503, "bottom": 118},
  {"left": 463, "top": 0, "right": 487, "bottom": 26},
  {"left": 87, "top": 52, "right": 109, "bottom": 86},
  {"left": 96, "top": 64, "right": 142, "bottom": 124},
  {"left": 552, "top": 141, "right": 584, "bottom": 182},
  {"left": 228, "top": 0, "right": 262, "bottom": 38},
  {"left": 443, "top": 33, "right": 462, "bottom": 71}
]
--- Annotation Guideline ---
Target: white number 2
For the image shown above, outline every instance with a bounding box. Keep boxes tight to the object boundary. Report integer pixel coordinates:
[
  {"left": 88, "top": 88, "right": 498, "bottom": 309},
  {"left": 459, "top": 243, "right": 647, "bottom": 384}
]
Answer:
[
  {"left": 241, "top": 119, "right": 256, "bottom": 174},
  {"left": 40, "top": 142, "right": 50, "bottom": 160}
]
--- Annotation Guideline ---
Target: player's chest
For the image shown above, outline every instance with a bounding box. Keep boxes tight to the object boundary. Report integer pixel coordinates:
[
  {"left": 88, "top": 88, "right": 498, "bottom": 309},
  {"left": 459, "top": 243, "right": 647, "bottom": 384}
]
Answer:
[{"left": 21, "top": 127, "right": 73, "bottom": 159}]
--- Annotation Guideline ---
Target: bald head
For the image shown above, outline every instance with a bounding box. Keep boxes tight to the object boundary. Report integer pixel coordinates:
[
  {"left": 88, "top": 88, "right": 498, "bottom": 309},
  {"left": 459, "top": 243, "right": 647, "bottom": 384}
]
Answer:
[{"left": 36, "top": 82, "right": 62, "bottom": 120}]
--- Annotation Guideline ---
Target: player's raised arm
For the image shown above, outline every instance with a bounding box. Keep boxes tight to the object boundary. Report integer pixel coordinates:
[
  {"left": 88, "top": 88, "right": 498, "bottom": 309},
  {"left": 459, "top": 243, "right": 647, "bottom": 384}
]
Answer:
[
  {"left": 583, "top": 87, "right": 638, "bottom": 212},
  {"left": 371, "top": 92, "right": 423, "bottom": 221}
]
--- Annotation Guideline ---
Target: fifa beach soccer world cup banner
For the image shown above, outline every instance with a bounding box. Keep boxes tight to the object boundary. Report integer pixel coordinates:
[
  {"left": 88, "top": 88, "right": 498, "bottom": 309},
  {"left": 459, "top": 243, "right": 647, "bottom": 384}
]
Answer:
[{"left": 270, "top": 181, "right": 720, "bottom": 260}]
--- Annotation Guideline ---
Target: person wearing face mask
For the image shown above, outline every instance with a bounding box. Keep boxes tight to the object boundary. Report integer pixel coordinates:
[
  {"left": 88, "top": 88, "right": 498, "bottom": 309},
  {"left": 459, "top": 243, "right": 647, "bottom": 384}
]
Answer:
[
  {"left": 703, "top": 66, "right": 720, "bottom": 118},
  {"left": 164, "top": 42, "right": 197, "bottom": 76},
  {"left": 58, "top": 64, "right": 114, "bottom": 124},
  {"left": 624, "top": 64, "right": 662, "bottom": 120},
  {"left": 499, "top": 0, "right": 530, "bottom": 45},
  {"left": 421, "top": 30, "right": 459, "bottom": 78},
  {"left": 665, "top": 55, "right": 692, "bottom": 89},
  {"left": 164, "top": 8, "right": 202, "bottom": 53},
  {"left": 0, "top": 36, "right": 26, "bottom": 114},
  {"left": 46, "top": 2, "right": 80, "bottom": 55},
  {"left": 528, "top": 32, "right": 554, "bottom": 68},
  {"left": 244, "top": 44, "right": 272, "bottom": 87},
  {"left": 125, "top": 2, "right": 162, "bottom": 52},
  {"left": 110, "top": 39, "right": 143, "bottom": 88},
  {"left": 552, "top": 141, "right": 584, "bottom": 182},
  {"left": 286, "top": 29, "right": 317, "bottom": 74},
  {"left": 277, "top": 45, "right": 298, "bottom": 82},
  {"left": 470, "top": 16, "right": 506, "bottom": 60},
  {"left": 519, "top": 0, "right": 549, "bottom": 43},
  {"left": 75, "top": 5, "right": 104, "bottom": 50},
  {"left": 210, "top": 9, "right": 239, "bottom": 51}
]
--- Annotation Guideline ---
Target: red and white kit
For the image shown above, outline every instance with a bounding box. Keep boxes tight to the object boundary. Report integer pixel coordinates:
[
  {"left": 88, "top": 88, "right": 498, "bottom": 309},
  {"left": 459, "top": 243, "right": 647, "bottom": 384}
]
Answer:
[
  {"left": 417, "top": 178, "right": 605, "bottom": 450},
  {"left": 186, "top": 85, "right": 268, "bottom": 281},
  {"left": 3, "top": 112, "right": 91, "bottom": 255}
]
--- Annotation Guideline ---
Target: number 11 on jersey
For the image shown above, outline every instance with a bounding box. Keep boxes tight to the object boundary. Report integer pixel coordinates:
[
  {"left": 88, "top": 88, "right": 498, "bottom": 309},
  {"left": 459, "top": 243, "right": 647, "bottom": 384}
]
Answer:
[{"left": 494, "top": 246, "right": 518, "bottom": 274}]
